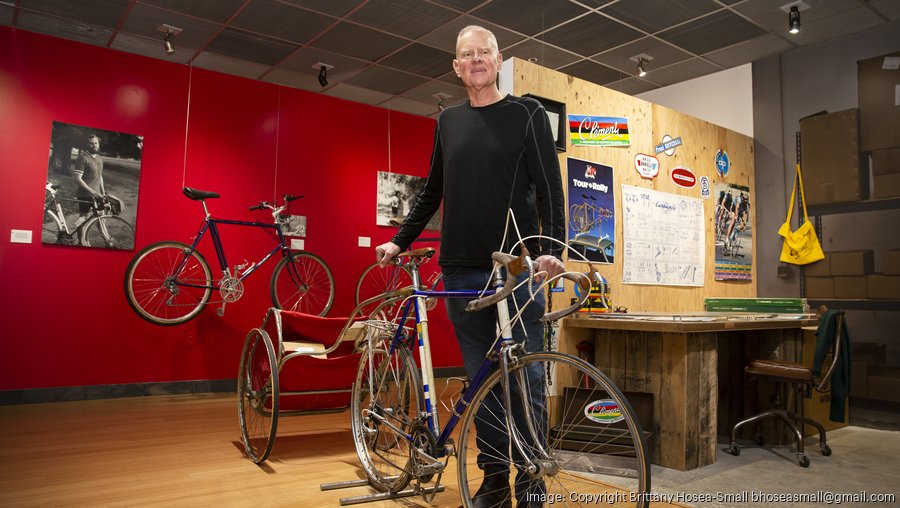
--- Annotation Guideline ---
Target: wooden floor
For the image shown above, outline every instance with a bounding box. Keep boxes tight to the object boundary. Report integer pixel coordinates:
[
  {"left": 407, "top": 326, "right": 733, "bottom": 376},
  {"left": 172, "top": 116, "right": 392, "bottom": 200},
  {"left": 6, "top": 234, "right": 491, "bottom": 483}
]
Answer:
[{"left": 0, "top": 393, "right": 678, "bottom": 507}]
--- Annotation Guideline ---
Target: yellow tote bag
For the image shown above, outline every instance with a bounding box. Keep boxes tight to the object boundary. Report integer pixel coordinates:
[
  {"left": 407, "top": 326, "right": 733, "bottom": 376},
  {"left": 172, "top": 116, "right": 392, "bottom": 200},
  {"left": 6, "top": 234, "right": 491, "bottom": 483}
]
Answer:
[{"left": 779, "top": 164, "right": 825, "bottom": 265}]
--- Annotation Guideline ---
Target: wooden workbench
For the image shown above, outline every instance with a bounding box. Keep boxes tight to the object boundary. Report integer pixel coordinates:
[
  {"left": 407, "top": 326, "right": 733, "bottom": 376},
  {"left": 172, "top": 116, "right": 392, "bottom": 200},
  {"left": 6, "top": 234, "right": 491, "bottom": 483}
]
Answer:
[{"left": 560, "top": 313, "right": 818, "bottom": 471}]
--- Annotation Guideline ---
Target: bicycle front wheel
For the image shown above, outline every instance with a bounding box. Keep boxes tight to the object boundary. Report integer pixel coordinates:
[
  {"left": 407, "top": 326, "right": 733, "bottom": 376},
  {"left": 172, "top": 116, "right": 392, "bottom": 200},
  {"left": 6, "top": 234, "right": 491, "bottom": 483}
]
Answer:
[
  {"left": 355, "top": 262, "right": 413, "bottom": 318},
  {"left": 457, "top": 351, "right": 650, "bottom": 508},
  {"left": 81, "top": 215, "right": 135, "bottom": 250},
  {"left": 351, "top": 335, "right": 422, "bottom": 493},
  {"left": 237, "top": 327, "right": 279, "bottom": 463},
  {"left": 124, "top": 241, "right": 212, "bottom": 325},
  {"left": 270, "top": 251, "right": 334, "bottom": 316}
]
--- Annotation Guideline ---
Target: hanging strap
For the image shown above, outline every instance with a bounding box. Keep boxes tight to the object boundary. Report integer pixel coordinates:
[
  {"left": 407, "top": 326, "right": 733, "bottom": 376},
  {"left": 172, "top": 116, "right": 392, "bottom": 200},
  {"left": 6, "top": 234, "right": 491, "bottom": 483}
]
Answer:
[{"left": 784, "top": 163, "right": 810, "bottom": 225}]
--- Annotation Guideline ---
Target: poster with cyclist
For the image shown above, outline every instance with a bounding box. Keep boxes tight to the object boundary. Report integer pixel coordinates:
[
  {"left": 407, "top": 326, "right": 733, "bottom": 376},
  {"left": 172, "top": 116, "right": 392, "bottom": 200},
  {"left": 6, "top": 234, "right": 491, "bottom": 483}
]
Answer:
[
  {"left": 43, "top": 121, "right": 142, "bottom": 250},
  {"left": 714, "top": 182, "right": 752, "bottom": 280},
  {"left": 566, "top": 157, "right": 615, "bottom": 264}
]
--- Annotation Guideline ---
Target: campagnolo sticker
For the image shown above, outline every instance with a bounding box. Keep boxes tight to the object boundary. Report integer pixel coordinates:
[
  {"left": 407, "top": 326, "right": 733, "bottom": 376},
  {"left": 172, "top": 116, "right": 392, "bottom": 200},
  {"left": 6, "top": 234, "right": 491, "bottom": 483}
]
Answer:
[
  {"left": 715, "top": 149, "right": 730, "bottom": 177},
  {"left": 670, "top": 166, "right": 697, "bottom": 188},
  {"left": 584, "top": 399, "right": 625, "bottom": 424},
  {"left": 654, "top": 134, "right": 682, "bottom": 156},
  {"left": 634, "top": 153, "right": 660, "bottom": 179}
]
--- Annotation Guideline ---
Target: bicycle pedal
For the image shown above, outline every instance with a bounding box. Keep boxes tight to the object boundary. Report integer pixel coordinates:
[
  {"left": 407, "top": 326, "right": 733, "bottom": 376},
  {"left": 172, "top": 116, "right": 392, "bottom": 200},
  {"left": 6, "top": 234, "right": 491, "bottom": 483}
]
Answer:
[{"left": 217, "top": 302, "right": 226, "bottom": 316}]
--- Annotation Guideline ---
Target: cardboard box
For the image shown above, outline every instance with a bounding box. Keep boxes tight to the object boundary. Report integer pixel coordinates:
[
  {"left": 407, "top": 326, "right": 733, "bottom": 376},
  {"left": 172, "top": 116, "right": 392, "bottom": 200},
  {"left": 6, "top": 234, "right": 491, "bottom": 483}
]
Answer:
[
  {"left": 858, "top": 52, "right": 900, "bottom": 152},
  {"left": 804, "top": 277, "right": 834, "bottom": 298},
  {"left": 871, "top": 147, "right": 900, "bottom": 176},
  {"left": 800, "top": 108, "right": 864, "bottom": 205},
  {"left": 804, "top": 256, "right": 830, "bottom": 277},
  {"left": 829, "top": 250, "right": 874, "bottom": 276},
  {"left": 833, "top": 276, "right": 867, "bottom": 299},
  {"left": 873, "top": 173, "right": 900, "bottom": 199},
  {"left": 867, "top": 274, "right": 900, "bottom": 299},
  {"left": 883, "top": 250, "right": 900, "bottom": 275},
  {"left": 867, "top": 367, "right": 900, "bottom": 404}
]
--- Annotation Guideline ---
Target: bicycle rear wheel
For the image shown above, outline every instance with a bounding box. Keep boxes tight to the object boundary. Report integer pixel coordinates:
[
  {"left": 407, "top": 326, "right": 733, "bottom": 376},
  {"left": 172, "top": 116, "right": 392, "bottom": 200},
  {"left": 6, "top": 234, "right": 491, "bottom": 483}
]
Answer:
[
  {"left": 457, "top": 351, "right": 650, "bottom": 508},
  {"left": 351, "top": 334, "right": 422, "bottom": 493},
  {"left": 81, "top": 215, "right": 135, "bottom": 250},
  {"left": 270, "top": 251, "right": 334, "bottom": 316},
  {"left": 124, "top": 241, "right": 212, "bottom": 325},
  {"left": 355, "top": 263, "right": 413, "bottom": 318},
  {"left": 237, "top": 328, "right": 279, "bottom": 463}
]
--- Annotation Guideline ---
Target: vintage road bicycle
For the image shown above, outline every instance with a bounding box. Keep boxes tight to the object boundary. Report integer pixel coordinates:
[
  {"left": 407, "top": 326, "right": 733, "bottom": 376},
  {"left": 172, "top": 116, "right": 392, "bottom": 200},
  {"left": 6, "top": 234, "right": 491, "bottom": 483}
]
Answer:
[
  {"left": 42, "top": 182, "right": 134, "bottom": 249},
  {"left": 347, "top": 237, "right": 651, "bottom": 507},
  {"left": 124, "top": 187, "right": 334, "bottom": 326}
]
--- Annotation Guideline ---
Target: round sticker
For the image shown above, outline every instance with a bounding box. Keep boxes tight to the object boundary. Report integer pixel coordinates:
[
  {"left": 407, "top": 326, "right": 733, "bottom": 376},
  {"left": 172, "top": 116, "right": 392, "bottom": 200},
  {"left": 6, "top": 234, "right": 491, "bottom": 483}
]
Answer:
[
  {"left": 715, "top": 149, "right": 730, "bottom": 177},
  {"left": 584, "top": 399, "right": 625, "bottom": 424}
]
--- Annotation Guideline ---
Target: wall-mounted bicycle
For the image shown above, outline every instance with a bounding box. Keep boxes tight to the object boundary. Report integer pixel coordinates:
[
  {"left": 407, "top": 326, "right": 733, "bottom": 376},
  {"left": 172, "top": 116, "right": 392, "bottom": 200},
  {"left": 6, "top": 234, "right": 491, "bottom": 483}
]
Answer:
[{"left": 124, "top": 187, "right": 334, "bottom": 326}]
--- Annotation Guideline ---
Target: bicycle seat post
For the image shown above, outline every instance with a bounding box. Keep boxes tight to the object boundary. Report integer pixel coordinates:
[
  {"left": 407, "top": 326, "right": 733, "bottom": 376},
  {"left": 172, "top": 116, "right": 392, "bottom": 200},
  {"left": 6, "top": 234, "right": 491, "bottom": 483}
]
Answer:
[{"left": 201, "top": 199, "right": 211, "bottom": 219}]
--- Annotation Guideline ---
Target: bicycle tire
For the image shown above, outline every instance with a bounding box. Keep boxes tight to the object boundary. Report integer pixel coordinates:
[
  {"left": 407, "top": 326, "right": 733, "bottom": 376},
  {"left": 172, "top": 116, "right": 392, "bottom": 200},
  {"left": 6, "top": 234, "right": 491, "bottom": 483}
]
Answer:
[
  {"left": 457, "top": 351, "right": 650, "bottom": 508},
  {"left": 237, "top": 327, "right": 279, "bottom": 464},
  {"left": 355, "top": 262, "right": 413, "bottom": 318},
  {"left": 81, "top": 215, "right": 135, "bottom": 250},
  {"left": 270, "top": 251, "right": 334, "bottom": 316},
  {"left": 124, "top": 241, "right": 212, "bottom": 325},
  {"left": 351, "top": 334, "right": 422, "bottom": 493},
  {"left": 41, "top": 210, "right": 64, "bottom": 244}
]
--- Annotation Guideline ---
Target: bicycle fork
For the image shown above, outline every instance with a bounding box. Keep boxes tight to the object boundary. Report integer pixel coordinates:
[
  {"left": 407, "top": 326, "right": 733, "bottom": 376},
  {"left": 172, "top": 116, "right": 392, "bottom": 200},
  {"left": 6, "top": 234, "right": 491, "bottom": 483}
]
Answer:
[{"left": 496, "top": 307, "right": 556, "bottom": 480}]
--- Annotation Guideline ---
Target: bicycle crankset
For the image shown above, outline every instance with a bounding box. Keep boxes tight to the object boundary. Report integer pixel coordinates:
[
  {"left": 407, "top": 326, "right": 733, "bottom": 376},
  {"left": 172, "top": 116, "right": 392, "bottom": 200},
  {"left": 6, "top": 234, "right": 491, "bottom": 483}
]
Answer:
[{"left": 219, "top": 276, "right": 245, "bottom": 303}]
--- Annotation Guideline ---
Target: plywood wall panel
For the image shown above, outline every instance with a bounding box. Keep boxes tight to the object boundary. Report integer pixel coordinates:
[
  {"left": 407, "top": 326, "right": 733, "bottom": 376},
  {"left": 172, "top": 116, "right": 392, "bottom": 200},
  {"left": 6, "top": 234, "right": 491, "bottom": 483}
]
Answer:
[{"left": 510, "top": 58, "right": 756, "bottom": 315}]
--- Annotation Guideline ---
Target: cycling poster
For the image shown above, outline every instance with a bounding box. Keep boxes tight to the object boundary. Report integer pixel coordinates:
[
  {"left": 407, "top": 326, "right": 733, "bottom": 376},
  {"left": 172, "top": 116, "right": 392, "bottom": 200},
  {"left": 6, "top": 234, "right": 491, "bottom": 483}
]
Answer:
[
  {"left": 714, "top": 182, "right": 752, "bottom": 281},
  {"left": 566, "top": 157, "right": 615, "bottom": 264},
  {"left": 43, "top": 121, "right": 142, "bottom": 250}
]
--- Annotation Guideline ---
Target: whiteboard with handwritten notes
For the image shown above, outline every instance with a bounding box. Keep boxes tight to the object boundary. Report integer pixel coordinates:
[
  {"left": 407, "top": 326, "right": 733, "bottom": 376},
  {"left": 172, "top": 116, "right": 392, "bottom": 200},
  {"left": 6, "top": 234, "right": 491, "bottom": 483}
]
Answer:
[{"left": 621, "top": 185, "right": 704, "bottom": 286}]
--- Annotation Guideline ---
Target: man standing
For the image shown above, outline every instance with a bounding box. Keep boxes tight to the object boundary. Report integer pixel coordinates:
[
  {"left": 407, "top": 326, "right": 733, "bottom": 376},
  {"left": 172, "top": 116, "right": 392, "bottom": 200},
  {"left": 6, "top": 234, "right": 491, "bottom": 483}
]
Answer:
[
  {"left": 374, "top": 25, "right": 565, "bottom": 508},
  {"left": 72, "top": 134, "right": 105, "bottom": 227}
]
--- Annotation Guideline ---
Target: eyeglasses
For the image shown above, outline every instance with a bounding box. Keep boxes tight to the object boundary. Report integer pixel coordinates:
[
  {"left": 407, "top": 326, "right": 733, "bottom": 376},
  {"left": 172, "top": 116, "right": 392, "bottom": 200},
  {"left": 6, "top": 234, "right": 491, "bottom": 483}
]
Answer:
[{"left": 457, "top": 48, "right": 495, "bottom": 60}]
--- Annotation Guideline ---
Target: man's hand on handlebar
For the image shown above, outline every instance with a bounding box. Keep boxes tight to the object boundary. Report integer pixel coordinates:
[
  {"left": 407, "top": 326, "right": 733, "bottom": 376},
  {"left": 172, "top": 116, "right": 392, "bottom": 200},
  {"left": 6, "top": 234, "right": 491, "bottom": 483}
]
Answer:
[
  {"left": 375, "top": 241, "right": 402, "bottom": 268},
  {"left": 534, "top": 254, "right": 565, "bottom": 282}
]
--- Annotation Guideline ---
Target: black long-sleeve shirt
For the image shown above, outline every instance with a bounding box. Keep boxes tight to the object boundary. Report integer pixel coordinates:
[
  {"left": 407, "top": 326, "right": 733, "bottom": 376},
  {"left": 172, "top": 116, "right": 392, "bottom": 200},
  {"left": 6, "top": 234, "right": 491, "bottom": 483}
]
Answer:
[{"left": 393, "top": 95, "right": 565, "bottom": 268}]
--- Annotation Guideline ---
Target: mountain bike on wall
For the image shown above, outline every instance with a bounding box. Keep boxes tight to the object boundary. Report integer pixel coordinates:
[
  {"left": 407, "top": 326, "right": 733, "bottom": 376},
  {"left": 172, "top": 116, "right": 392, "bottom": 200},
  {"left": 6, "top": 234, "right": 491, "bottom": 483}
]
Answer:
[{"left": 123, "top": 187, "right": 334, "bottom": 326}]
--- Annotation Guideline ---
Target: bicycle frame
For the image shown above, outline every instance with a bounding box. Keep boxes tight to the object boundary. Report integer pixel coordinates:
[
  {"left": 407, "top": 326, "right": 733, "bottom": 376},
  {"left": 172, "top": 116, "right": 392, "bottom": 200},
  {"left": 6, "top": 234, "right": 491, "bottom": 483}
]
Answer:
[
  {"left": 173, "top": 216, "right": 293, "bottom": 290},
  {"left": 380, "top": 276, "right": 529, "bottom": 460}
]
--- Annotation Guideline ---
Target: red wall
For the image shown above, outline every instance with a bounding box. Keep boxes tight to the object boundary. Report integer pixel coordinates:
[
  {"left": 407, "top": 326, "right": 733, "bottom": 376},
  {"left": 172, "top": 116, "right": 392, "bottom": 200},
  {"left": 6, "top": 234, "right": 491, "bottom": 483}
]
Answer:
[{"left": 0, "top": 27, "right": 459, "bottom": 392}]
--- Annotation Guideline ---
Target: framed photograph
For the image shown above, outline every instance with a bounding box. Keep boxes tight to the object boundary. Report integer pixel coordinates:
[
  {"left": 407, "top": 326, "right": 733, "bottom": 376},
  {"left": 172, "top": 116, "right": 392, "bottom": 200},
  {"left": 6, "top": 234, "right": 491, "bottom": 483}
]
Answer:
[
  {"left": 524, "top": 93, "right": 567, "bottom": 152},
  {"left": 376, "top": 171, "right": 440, "bottom": 230},
  {"left": 43, "top": 121, "right": 142, "bottom": 250}
]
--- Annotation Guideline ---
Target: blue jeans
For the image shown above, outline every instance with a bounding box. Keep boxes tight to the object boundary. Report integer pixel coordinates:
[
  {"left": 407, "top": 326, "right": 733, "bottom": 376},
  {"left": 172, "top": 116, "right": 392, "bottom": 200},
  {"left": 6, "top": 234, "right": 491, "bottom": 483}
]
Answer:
[{"left": 443, "top": 265, "right": 548, "bottom": 501}]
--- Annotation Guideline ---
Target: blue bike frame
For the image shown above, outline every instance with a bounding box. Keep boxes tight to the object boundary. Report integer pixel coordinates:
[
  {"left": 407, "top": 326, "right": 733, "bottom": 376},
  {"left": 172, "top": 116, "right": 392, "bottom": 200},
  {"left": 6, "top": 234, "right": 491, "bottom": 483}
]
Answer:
[
  {"left": 386, "top": 285, "right": 511, "bottom": 458},
  {"left": 173, "top": 216, "right": 296, "bottom": 290}
]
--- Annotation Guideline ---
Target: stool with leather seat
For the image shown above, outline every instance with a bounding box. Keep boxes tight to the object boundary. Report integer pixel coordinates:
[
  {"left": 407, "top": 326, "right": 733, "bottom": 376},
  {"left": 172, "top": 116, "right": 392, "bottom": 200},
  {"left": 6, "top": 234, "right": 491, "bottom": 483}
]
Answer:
[{"left": 726, "top": 307, "right": 847, "bottom": 467}]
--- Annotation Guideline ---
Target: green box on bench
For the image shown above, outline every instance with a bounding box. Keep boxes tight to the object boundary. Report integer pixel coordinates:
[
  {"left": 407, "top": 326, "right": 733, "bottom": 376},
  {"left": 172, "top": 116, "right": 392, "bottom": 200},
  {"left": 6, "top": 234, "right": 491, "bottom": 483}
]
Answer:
[{"left": 704, "top": 297, "right": 808, "bottom": 314}]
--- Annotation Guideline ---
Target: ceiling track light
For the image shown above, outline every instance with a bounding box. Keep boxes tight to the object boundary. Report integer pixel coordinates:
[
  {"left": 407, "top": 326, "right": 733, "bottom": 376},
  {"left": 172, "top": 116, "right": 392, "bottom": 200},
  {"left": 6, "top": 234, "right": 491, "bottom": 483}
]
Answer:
[
  {"left": 158, "top": 24, "right": 182, "bottom": 56},
  {"left": 313, "top": 62, "right": 334, "bottom": 87},
  {"left": 789, "top": 5, "right": 801, "bottom": 34},
  {"left": 164, "top": 31, "right": 174, "bottom": 54},
  {"left": 629, "top": 53, "right": 653, "bottom": 79}
]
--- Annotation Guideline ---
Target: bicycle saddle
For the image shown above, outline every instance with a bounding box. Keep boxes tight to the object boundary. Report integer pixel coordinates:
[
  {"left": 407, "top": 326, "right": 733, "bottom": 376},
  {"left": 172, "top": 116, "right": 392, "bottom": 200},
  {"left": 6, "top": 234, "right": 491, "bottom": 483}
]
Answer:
[{"left": 182, "top": 187, "right": 220, "bottom": 200}]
